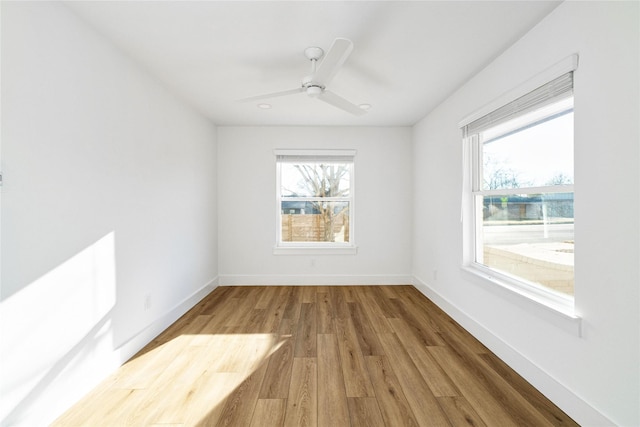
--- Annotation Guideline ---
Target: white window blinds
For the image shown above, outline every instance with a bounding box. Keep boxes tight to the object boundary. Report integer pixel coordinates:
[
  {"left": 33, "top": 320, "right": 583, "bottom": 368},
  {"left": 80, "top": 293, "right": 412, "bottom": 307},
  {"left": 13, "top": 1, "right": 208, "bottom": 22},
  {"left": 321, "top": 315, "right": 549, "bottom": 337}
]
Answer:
[
  {"left": 462, "top": 72, "right": 574, "bottom": 138},
  {"left": 274, "top": 149, "right": 356, "bottom": 164}
]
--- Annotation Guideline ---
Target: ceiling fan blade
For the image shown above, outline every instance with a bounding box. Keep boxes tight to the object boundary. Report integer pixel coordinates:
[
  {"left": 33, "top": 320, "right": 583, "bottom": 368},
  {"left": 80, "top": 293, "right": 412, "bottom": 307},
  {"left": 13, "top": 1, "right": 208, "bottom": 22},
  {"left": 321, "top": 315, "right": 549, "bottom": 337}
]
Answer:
[
  {"left": 317, "top": 90, "right": 367, "bottom": 116},
  {"left": 239, "top": 87, "right": 303, "bottom": 102},
  {"left": 313, "top": 38, "right": 354, "bottom": 87}
]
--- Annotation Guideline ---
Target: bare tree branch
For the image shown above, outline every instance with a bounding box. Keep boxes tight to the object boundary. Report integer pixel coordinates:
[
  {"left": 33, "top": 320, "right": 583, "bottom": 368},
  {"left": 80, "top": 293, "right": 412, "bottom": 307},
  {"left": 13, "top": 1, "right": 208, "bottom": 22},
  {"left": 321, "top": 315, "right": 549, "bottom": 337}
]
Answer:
[{"left": 288, "top": 163, "right": 350, "bottom": 242}]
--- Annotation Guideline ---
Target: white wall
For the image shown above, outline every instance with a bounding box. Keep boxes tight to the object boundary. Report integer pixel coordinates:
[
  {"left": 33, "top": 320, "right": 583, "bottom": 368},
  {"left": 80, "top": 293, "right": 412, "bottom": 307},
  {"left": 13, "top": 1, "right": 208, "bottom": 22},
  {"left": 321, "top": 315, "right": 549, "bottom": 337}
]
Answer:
[
  {"left": 217, "top": 126, "right": 412, "bottom": 285},
  {"left": 412, "top": 1, "right": 639, "bottom": 426},
  {"left": 0, "top": 3, "right": 218, "bottom": 426}
]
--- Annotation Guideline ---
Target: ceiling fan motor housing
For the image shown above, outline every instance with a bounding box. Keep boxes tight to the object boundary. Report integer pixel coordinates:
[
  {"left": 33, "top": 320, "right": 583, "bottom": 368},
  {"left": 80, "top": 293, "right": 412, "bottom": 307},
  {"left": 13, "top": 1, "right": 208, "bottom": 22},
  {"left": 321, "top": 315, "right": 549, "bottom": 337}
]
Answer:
[
  {"left": 305, "top": 85, "right": 323, "bottom": 97},
  {"left": 301, "top": 74, "right": 324, "bottom": 97}
]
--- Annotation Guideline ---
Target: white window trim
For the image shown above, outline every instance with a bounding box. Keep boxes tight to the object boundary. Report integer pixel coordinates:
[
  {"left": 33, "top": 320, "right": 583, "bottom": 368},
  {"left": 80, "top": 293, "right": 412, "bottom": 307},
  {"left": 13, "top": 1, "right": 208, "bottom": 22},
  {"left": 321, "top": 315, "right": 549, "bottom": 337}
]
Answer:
[
  {"left": 274, "top": 149, "right": 357, "bottom": 255},
  {"left": 273, "top": 246, "right": 358, "bottom": 255},
  {"left": 460, "top": 55, "right": 582, "bottom": 334}
]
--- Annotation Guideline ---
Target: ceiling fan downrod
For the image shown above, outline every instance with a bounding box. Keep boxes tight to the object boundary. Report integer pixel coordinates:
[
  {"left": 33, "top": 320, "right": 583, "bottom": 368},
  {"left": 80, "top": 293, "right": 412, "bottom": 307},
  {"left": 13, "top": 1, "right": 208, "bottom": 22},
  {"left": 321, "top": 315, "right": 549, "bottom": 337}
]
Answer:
[{"left": 303, "top": 46, "right": 325, "bottom": 97}]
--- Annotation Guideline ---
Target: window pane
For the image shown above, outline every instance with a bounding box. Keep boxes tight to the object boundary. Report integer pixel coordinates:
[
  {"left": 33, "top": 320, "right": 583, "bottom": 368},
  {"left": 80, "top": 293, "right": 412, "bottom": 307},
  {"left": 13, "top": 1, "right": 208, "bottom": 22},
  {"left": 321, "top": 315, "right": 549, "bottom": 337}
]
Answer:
[
  {"left": 281, "top": 162, "right": 350, "bottom": 197},
  {"left": 281, "top": 201, "right": 349, "bottom": 243},
  {"left": 479, "top": 192, "right": 574, "bottom": 295},
  {"left": 482, "top": 110, "right": 573, "bottom": 190}
]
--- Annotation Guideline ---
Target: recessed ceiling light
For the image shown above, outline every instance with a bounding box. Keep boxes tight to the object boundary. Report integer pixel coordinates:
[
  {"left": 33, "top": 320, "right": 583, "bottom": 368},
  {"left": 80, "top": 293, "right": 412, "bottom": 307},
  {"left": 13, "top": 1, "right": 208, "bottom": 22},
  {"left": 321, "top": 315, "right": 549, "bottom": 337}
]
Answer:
[
  {"left": 359, "top": 103, "right": 372, "bottom": 110},
  {"left": 257, "top": 103, "right": 272, "bottom": 109}
]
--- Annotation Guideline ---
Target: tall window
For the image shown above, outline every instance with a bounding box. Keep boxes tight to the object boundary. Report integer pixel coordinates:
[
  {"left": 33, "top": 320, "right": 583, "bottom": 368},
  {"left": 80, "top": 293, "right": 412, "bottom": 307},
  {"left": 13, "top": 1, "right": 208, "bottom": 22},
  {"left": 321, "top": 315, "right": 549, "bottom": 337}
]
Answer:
[
  {"left": 462, "top": 71, "right": 575, "bottom": 301},
  {"left": 275, "top": 150, "right": 355, "bottom": 252}
]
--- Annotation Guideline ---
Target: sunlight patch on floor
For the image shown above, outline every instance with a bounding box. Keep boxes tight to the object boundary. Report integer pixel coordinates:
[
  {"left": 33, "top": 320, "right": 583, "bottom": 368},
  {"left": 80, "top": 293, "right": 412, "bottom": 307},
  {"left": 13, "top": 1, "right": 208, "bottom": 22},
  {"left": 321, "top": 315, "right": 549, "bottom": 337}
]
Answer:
[{"left": 53, "top": 333, "right": 289, "bottom": 426}]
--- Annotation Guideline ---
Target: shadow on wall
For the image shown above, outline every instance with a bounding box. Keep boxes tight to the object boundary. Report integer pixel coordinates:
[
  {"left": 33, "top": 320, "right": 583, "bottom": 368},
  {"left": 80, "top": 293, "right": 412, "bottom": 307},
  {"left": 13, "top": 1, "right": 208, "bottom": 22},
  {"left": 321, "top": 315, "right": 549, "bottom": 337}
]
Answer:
[{"left": 0, "top": 232, "right": 118, "bottom": 426}]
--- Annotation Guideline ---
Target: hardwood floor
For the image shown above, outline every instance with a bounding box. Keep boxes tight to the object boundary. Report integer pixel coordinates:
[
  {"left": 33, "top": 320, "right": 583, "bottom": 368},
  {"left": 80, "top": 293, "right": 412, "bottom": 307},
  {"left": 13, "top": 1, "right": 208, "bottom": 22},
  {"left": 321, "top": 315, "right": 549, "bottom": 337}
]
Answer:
[{"left": 53, "top": 286, "right": 578, "bottom": 426}]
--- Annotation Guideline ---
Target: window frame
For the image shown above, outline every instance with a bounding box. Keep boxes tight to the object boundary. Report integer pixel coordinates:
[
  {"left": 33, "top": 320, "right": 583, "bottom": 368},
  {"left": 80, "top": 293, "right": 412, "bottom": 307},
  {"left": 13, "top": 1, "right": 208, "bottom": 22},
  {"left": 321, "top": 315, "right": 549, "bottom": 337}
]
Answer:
[
  {"left": 274, "top": 149, "right": 357, "bottom": 255},
  {"left": 467, "top": 132, "right": 575, "bottom": 309},
  {"left": 459, "top": 55, "right": 580, "bottom": 323}
]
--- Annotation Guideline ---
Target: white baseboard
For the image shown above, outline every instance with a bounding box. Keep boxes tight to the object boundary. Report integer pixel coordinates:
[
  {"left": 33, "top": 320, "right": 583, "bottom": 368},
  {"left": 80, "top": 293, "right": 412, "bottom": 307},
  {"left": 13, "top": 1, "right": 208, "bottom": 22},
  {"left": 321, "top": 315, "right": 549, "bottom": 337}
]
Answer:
[
  {"left": 218, "top": 274, "right": 412, "bottom": 286},
  {"left": 115, "top": 277, "right": 219, "bottom": 364},
  {"left": 411, "top": 275, "right": 614, "bottom": 427}
]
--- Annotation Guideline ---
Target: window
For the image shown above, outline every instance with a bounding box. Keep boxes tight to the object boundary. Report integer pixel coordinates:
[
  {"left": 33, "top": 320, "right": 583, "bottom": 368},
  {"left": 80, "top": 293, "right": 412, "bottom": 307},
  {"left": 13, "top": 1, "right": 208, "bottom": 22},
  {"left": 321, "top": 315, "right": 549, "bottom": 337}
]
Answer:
[
  {"left": 275, "top": 150, "right": 356, "bottom": 254},
  {"left": 461, "top": 68, "right": 575, "bottom": 308}
]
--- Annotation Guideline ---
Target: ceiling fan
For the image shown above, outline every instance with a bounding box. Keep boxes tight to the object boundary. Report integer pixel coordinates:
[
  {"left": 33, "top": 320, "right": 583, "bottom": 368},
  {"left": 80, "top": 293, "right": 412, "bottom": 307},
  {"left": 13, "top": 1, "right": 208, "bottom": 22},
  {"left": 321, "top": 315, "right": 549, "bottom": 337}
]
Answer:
[{"left": 242, "top": 38, "right": 367, "bottom": 116}]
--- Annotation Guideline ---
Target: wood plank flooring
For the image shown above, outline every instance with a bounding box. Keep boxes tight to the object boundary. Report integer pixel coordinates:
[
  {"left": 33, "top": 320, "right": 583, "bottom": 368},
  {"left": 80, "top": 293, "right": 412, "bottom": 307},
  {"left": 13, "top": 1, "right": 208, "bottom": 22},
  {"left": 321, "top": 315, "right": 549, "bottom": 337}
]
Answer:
[{"left": 53, "top": 286, "right": 578, "bottom": 426}]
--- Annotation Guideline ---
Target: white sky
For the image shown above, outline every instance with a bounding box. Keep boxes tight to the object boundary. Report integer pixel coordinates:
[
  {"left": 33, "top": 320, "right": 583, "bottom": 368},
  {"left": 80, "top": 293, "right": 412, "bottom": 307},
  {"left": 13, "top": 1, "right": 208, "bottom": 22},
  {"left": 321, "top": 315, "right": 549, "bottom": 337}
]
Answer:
[
  {"left": 280, "top": 163, "right": 350, "bottom": 197},
  {"left": 483, "top": 111, "right": 574, "bottom": 187}
]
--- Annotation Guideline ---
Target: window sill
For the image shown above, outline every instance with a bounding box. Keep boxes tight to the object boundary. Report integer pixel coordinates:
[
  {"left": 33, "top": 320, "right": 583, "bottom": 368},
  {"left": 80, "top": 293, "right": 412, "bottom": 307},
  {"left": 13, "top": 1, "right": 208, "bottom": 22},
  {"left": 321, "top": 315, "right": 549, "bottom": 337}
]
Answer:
[
  {"left": 461, "top": 264, "right": 582, "bottom": 337},
  {"left": 273, "top": 246, "right": 358, "bottom": 255}
]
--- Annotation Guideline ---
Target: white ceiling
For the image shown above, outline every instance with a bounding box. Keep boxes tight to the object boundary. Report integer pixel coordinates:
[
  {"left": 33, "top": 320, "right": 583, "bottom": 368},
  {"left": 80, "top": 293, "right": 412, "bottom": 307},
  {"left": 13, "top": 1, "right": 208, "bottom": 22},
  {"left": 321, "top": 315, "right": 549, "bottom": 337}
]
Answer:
[{"left": 65, "top": 1, "right": 561, "bottom": 127}]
